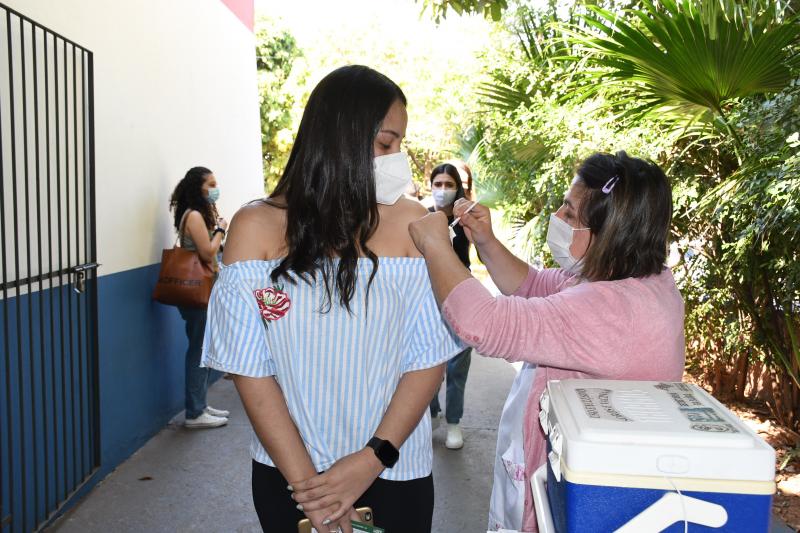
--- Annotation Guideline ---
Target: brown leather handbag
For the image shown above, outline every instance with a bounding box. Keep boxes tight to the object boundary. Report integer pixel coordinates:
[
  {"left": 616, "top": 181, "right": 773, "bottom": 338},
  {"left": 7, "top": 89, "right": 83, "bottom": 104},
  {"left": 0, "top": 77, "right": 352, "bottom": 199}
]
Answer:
[{"left": 152, "top": 211, "right": 215, "bottom": 308}]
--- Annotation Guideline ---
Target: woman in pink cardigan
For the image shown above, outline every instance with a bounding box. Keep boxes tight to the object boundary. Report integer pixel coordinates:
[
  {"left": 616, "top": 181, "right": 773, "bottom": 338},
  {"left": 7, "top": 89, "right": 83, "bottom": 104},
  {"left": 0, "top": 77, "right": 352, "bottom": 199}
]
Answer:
[{"left": 409, "top": 151, "right": 685, "bottom": 532}]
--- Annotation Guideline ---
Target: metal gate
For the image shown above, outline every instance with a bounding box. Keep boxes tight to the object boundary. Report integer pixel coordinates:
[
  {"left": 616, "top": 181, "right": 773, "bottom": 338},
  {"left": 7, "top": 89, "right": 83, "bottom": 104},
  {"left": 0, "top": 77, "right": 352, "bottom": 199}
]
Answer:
[{"left": 0, "top": 4, "right": 99, "bottom": 532}]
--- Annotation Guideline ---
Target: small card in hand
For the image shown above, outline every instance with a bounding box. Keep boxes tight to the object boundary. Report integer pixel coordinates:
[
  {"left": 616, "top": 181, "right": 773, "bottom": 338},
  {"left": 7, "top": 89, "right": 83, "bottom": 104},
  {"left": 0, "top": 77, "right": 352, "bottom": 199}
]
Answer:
[{"left": 352, "top": 521, "right": 384, "bottom": 533}]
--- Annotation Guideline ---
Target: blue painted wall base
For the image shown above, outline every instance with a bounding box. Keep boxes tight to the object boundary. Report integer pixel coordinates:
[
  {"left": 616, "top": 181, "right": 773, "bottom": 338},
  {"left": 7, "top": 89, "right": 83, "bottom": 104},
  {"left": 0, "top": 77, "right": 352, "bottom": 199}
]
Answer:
[
  {"left": 1, "top": 262, "right": 197, "bottom": 529},
  {"left": 97, "top": 263, "right": 188, "bottom": 470},
  {"left": 58, "top": 263, "right": 193, "bottom": 521}
]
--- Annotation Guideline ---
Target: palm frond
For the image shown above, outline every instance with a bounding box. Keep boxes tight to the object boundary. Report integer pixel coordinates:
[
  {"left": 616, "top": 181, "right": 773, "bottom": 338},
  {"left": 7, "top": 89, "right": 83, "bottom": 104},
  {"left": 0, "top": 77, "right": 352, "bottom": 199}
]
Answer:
[
  {"left": 476, "top": 80, "right": 532, "bottom": 112},
  {"left": 567, "top": 0, "right": 800, "bottom": 123},
  {"left": 512, "top": 139, "right": 549, "bottom": 164}
]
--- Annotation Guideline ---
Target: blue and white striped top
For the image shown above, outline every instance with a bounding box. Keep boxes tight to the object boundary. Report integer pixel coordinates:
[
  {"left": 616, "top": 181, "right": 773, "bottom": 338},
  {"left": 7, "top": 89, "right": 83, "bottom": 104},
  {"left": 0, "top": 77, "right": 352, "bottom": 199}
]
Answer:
[{"left": 201, "top": 257, "right": 463, "bottom": 481}]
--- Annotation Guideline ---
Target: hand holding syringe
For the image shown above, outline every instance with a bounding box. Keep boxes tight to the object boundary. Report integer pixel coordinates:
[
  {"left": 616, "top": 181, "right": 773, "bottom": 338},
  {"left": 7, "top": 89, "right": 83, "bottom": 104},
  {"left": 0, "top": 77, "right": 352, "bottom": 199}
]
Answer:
[
  {"left": 448, "top": 200, "right": 478, "bottom": 241},
  {"left": 449, "top": 198, "right": 495, "bottom": 246}
]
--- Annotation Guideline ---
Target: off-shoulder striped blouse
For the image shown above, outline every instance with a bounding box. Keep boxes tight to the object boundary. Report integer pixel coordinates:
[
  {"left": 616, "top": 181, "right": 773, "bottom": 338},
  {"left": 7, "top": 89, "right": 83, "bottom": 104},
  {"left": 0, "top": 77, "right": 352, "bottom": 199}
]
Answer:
[{"left": 201, "top": 257, "right": 463, "bottom": 481}]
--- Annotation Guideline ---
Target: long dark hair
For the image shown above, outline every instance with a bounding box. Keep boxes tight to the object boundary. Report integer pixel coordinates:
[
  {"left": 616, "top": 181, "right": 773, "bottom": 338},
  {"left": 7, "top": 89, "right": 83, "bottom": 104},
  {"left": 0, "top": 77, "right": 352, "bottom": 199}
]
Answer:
[
  {"left": 169, "top": 166, "right": 215, "bottom": 231},
  {"left": 430, "top": 163, "right": 467, "bottom": 204},
  {"left": 576, "top": 151, "right": 672, "bottom": 281},
  {"left": 269, "top": 65, "right": 407, "bottom": 312}
]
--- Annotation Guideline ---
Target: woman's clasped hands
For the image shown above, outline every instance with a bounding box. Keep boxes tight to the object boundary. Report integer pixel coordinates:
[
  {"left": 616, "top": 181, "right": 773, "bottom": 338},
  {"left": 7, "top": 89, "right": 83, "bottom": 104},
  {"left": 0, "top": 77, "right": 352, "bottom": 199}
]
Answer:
[{"left": 291, "top": 447, "right": 385, "bottom": 533}]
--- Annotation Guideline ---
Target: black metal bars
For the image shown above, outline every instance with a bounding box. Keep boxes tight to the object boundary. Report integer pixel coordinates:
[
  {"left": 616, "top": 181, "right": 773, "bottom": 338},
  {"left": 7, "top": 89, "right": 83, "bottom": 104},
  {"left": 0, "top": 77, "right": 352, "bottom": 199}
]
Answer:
[{"left": 0, "top": 3, "right": 98, "bottom": 532}]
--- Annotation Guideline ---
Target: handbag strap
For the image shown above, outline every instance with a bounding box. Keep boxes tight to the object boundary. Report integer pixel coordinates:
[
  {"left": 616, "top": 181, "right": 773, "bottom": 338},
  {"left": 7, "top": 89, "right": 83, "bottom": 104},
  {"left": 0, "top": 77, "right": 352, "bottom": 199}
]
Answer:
[{"left": 176, "top": 209, "right": 192, "bottom": 247}]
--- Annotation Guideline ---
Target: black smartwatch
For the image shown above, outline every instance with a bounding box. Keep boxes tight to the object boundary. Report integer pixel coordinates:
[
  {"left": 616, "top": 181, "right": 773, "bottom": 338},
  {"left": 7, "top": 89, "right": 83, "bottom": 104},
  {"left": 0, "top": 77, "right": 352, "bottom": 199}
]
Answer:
[
  {"left": 366, "top": 437, "right": 399, "bottom": 468},
  {"left": 213, "top": 227, "right": 226, "bottom": 237}
]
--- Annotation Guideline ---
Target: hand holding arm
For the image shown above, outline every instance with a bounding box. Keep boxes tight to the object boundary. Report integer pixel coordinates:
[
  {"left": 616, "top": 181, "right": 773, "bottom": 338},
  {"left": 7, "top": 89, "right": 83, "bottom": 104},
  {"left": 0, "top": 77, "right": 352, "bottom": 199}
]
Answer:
[{"left": 408, "top": 212, "right": 472, "bottom": 306}]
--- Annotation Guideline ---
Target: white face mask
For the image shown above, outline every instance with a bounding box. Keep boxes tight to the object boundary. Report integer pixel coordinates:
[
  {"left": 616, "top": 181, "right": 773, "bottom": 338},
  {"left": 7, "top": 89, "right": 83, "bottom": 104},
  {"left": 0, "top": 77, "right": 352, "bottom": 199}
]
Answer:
[
  {"left": 546, "top": 213, "right": 590, "bottom": 273},
  {"left": 374, "top": 152, "right": 413, "bottom": 205},
  {"left": 432, "top": 189, "right": 457, "bottom": 208}
]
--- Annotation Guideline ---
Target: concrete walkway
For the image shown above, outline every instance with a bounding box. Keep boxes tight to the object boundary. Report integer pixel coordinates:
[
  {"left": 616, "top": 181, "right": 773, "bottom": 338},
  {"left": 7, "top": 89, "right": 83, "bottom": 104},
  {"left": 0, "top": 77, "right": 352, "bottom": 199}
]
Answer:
[
  {"left": 48, "top": 353, "right": 796, "bottom": 533},
  {"left": 49, "top": 353, "right": 516, "bottom": 533}
]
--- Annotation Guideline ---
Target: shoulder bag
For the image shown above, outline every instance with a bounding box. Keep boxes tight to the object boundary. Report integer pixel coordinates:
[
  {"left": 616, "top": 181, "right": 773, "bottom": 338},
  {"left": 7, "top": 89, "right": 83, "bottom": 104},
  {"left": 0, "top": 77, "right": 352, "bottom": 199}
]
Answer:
[{"left": 152, "top": 210, "right": 215, "bottom": 308}]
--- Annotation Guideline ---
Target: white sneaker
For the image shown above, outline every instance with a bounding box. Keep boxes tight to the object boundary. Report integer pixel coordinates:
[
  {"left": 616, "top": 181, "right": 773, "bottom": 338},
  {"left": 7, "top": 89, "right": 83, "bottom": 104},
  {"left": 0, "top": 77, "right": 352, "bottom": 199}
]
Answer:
[
  {"left": 204, "top": 405, "right": 230, "bottom": 417},
  {"left": 185, "top": 412, "right": 228, "bottom": 429},
  {"left": 445, "top": 423, "right": 464, "bottom": 449}
]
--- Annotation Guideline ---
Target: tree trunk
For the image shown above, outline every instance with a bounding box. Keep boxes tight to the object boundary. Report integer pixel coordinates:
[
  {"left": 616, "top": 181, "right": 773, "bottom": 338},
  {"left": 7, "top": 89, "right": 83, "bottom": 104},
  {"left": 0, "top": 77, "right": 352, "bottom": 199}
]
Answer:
[{"left": 734, "top": 349, "right": 749, "bottom": 401}]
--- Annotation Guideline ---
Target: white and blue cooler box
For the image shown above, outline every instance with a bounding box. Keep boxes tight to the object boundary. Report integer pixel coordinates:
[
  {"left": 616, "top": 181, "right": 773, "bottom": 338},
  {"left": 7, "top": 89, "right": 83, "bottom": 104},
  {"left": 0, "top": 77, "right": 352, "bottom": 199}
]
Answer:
[{"left": 531, "top": 380, "right": 776, "bottom": 533}]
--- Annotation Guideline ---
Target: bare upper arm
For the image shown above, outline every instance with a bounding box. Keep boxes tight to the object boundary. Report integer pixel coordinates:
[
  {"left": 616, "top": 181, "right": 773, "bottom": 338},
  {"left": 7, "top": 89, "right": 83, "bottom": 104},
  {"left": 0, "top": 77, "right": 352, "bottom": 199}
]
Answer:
[
  {"left": 371, "top": 197, "right": 428, "bottom": 257},
  {"left": 222, "top": 201, "right": 287, "bottom": 264},
  {"left": 398, "top": 198, "right": 430, "bottom": 257},
  {"left": 399, "top": 197, "right": 430, "bottom": 219}
]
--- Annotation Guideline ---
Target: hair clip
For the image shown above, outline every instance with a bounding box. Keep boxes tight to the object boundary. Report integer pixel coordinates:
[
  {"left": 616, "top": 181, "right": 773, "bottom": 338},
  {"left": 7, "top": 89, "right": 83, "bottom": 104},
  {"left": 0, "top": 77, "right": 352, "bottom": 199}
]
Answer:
[{"left": 602, "top": 176, "right": 619, "bottom": 194}]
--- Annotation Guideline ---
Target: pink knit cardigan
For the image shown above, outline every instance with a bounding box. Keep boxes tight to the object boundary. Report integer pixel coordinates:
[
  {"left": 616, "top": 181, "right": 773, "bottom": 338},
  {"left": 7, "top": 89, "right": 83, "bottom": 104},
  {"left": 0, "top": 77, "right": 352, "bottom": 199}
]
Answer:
[{"left": 441, "top": 266, "right": 685, "bottom": 532}]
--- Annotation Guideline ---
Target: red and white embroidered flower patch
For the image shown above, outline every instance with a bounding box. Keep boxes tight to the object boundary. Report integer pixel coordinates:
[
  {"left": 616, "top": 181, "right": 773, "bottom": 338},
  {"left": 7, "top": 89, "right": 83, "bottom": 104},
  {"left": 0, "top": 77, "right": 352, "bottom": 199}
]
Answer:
[{"left": 253, "top": 285, "right": 291, "bottom": 326}]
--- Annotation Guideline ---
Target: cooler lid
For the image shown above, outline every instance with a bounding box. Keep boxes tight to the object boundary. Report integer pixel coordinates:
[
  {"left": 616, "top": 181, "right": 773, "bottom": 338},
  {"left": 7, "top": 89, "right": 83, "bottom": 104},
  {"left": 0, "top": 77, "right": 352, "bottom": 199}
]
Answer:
[{"left": 541, "top": 380, "right": 775, "bottom": 482}]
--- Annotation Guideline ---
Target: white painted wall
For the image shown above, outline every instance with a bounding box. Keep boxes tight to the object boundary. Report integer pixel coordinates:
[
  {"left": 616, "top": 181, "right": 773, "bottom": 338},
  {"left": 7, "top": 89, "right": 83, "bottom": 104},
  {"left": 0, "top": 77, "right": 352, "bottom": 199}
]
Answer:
[{"left": 3, "top": 0, "right": 263, "bottom": 277}]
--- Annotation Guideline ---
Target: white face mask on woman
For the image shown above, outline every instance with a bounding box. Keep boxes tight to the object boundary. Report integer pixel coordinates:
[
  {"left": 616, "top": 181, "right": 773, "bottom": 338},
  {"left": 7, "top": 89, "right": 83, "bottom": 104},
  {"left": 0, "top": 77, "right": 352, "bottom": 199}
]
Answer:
[
  {"left": 546, "top": 213, "right": 590, "bottom": 273},
  {"left": 374, "top": 152, "right": 413, "bottom": 205},
  {"left": 432, "top": 189, "right": 457, "bottom": 208}
]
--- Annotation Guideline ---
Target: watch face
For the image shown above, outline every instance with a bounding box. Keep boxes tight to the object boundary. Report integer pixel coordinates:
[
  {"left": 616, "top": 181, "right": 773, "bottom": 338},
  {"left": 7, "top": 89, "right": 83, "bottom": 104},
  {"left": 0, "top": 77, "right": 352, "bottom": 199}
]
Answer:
[
  {"left": 370, "top": 437, "right": 399, "bottom": 468},
  {"left": 381, "top": 442, "right": 399, "bottom": 466}
]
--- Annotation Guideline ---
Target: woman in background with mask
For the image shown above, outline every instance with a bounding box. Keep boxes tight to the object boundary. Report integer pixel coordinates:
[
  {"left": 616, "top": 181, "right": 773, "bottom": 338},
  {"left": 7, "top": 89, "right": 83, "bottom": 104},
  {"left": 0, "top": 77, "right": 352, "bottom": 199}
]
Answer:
[
  {"left": 409, "top": 151, "right": 685, "bottom": 532},
  {"left": 202, "top": 66, "right": 461, "bottom": 533},
  {"left": 428, "top": 162, "right": 472, "bottom": 450},
  {"left": 168, "top": 167, "right": 230, "bottom": 429}
]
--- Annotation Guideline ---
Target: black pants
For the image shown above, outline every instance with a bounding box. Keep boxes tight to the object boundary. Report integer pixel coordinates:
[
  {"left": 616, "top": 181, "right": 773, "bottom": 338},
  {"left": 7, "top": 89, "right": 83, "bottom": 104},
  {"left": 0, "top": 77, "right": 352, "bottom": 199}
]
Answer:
[{"left": 252, "top": 460, "right": 434, "bottom": 533}]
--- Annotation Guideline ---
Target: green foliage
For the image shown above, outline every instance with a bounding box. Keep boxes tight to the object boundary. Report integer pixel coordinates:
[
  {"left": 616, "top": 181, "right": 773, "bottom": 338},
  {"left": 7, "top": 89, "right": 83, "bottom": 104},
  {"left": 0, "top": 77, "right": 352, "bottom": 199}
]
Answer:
[
  {"left": 474, "top": 5, "right": 674, "bottom": 262},
  {"left": 702, "top": 87, "right": 800, "bottom": 387},
  {"left": 256, "top": 17, "right": 303, "bottom": 190},
  {"left": 281, "top": 7, "right": 493, "bottom": 191},
  {"left": 477, "top": 0, "right": 800, "bottom": 429},
  {"left": 418, "top": 0, "right": 508, "bottom": 22},
  {"left": 568, "top": 0, "right": 800, "bottom": 132}
]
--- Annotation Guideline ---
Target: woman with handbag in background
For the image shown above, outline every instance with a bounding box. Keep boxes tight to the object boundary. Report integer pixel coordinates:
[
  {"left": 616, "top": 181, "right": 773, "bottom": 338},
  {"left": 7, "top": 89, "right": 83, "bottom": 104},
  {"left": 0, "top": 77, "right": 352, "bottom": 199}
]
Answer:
[{"left": 169, "top": 166, "right": 230, "bottom": 429}]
